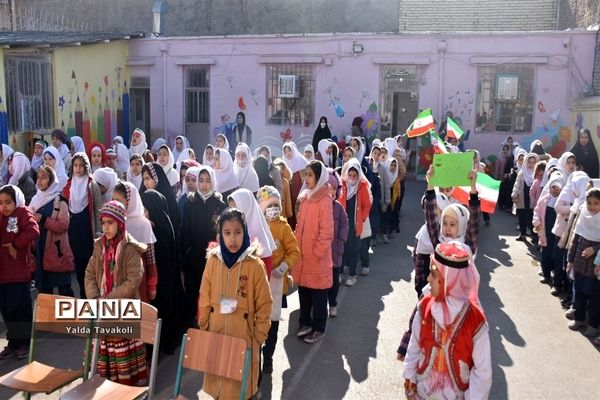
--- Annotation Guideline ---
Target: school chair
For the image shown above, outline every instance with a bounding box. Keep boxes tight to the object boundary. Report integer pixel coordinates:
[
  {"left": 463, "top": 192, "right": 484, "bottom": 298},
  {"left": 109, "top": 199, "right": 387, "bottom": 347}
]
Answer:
[
  {"left": 171, "top": 328, "right": 252, "bottom": 400},
  {"left": 0, "top": 294, "right": 93, "bottom": 400},
  {"left": 59, "top": 301, "right": 162, "bottom": 400}
]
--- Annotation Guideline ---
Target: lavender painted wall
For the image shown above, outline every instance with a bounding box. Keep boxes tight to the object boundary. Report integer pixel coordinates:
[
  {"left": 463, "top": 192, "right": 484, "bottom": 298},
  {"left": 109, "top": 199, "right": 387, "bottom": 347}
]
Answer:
[{"left": 127, "top": 31, "right": 596, "bottom": 159}]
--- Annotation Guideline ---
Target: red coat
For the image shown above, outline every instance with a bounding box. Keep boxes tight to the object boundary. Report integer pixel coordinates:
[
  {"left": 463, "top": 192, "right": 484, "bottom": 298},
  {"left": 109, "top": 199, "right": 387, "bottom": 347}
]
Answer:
[
  {"left": 0, "top": 206, "right": 39, "bottom": 283},
  {"left": 338, "top": 180, "right": 372, "bottom": 237},
  {"left": 292, "top": 186, "right": 334, "bottom": 289}
]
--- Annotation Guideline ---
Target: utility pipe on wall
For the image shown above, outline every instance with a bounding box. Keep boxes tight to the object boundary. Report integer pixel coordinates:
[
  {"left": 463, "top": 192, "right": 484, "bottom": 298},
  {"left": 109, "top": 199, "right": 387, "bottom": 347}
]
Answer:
[
  {"left": 160, "top": 42, "right": 168, "bottom": 139},
  {"left": 437, "top": 40, "right": 447, "bottom": 122}
]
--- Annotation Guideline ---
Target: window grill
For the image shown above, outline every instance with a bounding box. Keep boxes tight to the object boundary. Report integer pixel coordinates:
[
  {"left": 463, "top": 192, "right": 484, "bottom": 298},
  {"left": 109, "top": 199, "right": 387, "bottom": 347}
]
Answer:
[
  {"left": 4, "top": 55, "right": 54, "bottom": 133},
  {"left": 476, "top": 64, "right": 535, "bottom": 134},
  {"left": 266, "top": 64, "right": 315, "bottom": 126},
  {"left": 184, "top": 66, "right": 209, "bottom": 124}
]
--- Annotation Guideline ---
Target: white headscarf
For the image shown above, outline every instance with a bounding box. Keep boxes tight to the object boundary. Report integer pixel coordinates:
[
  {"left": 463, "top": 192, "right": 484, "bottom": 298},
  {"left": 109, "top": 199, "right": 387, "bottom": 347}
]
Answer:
[
  {"left": 415, "top": 192, "right": 451, "bottom": 254},
  {"left": 127, "top": 155, "right": 145, "bottom": 191},
  {"left": 173, "top": 135, "right": 190, "bottom": 162},
  {"left": 541, "top": 158, "right": 558, "bottom": 188},
  {"left": 130, "top": 128, "right": 148, "bottom": 157},
  {"left": 341, "top": 158, "right": 370, "bottom": 200},
  {"left": 523, "top": 153, "right": 539, "bottom": 187},
  {"left": 8, "top": 152, "right": 31, "bottom": 185},
  {"left": 43, "top": 146, "right": 68, "bottom": 192},
  {"left": 151, "top": 138, "right": 167, "bottom": 154},
  {"left": 71, "top": 136, "right": 85, "bottom": 154},
  {"left": 215, "top": 133, "right": 230, "bottom": 151},
  {"left": 298, "top": 160, "right": 329, "bottom": 201},
  {"left": 214, "top": 148, "right": 239, "bottom": 194},
  {"left": 28, "top": 167, "right": 60, "bottom": 213},
  {"left": 121, "top": 181, "right": 157, "bottom": 244},
  {"left": 66, "top": 153, "right": 91, "bottom": 214},
  {"left": 195, "top": 165, "right": 216, "bottom": 201},
  {"left": 176, "top": 148, "right": 195, "bottom": 165},
  {"left": 113, "top": 136, "right": 124, "bottom": 146},
  {"left": 0, "top": 144, "right": 15, "bottom": 185},
  {"left": 440, "top": 203, "right": 470, "bottom": 244},
  {"left": 569, "top": 171, "right": 591, "bottom": 214},
  {"left": 178, "top": 166, "right": 201, "bottom": 200},
  {"left": 574, "top": 192, "right": 600, "bottom": 242},
  {"left": 546, "top": 173, "right": 566, "bottom": 208},
  {"left": 203, "top": 144, "right": 215, "bottom": 167},
  {"left": 158, "top": 144, "right": 179, "bottom": 187},
  {"left": 351, "top": 137, "right": 366, "bottom": 162},
  {"left": 556, "top": 151, "right": 575, "bottom": 179},
  {"left": 93, "top": 167, "right": 119, "bottom": 204},
  {"left": 233, "top": 143, "right": 260, "bottom": 193},
  {"left": 384, "top": 137, "right": 397, "bottom": 159},
  {"left": 304, "top": 144, "right": 315, "bottom": 161},
  {"left": 318, "top": 139, "right": 334, "bottom": 167},
  {"left": 384, "top": 157, "right": 399, "bottom": 186},
  {"left": 2, "top": 184, "right": 25, "bottom": 207},
  {"left": 513, "top": 148, "right": 527, "bottom": 172},
  {"left": 31, "top": 141, "right": 46, "bottom": 172},
  {"left": 57, "top": 143, "right": 71, "bottom": 161},
  {"left": 229, "top": 188, "right": 276, "bottom": 257},
  {"left": 115, "top": 143, "right": 130, "bottom": 175},
  {"left": 282, "top": 142, "right": 308, "bottom": 174}
]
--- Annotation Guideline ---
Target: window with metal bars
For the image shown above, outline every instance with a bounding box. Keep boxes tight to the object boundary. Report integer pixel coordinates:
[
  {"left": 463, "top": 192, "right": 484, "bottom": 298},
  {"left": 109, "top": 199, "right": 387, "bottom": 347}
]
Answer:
[
  {"left": 4, "top": 55, "right": 54, "bottom": 133},
  {"left": 184, "top": 66, "right": 209, "bottom": 124},
  {"left": 266, "top": 64, "right": 315, "bottom": 126},
  {"left": 476, "top": 64, "right": 535, "bottom": 134}
]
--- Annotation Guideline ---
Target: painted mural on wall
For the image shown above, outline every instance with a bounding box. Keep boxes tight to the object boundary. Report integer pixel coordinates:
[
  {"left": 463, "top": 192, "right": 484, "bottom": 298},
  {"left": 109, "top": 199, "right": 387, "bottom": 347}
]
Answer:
[
  {"left": 361, "top": 102, "right": 380, "bottom": 139},
  {"left": 60, "top": 68, "right": 130, "bottom": 147},
  {"left": 521, "top": 109, "right": 572, "bottom": 157},
  {"left": 445, "top": 90, "right": 475, "bottom": 124}
]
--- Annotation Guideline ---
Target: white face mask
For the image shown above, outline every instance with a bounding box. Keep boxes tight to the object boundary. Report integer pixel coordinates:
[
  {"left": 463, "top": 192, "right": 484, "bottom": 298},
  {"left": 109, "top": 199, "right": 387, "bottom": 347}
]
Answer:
[
  {"left": 320, "top": 122, "right": 326, "bottom": 129},
  {"left": 265, "top": 205, "right": 281, "bottom": 221},
  {"left": 236, "top": 159, "right": 248, "bottom": 168},
  {"left": 348, "top": 177, "right": 358, "bottom": 186}
]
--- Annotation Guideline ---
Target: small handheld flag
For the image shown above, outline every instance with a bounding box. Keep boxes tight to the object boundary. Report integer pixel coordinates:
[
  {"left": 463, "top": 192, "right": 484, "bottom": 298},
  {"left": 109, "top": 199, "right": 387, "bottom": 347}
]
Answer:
[{"left": 406, "top": 109, "right": 436, "bottom": 138}]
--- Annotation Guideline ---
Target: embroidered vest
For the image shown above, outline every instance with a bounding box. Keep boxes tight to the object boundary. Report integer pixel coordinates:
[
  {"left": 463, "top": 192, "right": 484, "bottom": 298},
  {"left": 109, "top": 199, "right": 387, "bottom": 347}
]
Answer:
[{"left": 416, "top": 294, "right": 486, "bottom": 392}]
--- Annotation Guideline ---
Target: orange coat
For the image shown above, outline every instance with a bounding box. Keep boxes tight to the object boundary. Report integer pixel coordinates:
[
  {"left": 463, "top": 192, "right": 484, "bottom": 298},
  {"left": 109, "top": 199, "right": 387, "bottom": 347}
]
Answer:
[
  {"left": 338, "top": 180, "right": 372, "bottom": 237},
  {"left": 292, "top": 186, "right": 334, "bottom": 290}
]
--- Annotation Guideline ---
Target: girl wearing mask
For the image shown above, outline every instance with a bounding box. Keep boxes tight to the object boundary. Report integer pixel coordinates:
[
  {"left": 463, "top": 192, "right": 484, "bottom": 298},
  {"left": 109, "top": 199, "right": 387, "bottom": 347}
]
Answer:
[{"left": 233, "top": 142, "right": 260, "bottom": 193}]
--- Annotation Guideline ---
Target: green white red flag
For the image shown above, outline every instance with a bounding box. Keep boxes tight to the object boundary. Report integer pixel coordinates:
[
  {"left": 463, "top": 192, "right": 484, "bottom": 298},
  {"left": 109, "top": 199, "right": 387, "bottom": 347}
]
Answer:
[
  {"left": 446, "top": 117, "right": 464, "bottom": 140},
  {"left": 451, "top": 172, "right": 500, "bottom": 214},
  {"left": 406, "top": 109, "right": 436, "bottom": 138},
  {"left": 430, "top": 131, "right": 448, "bottom": 154}
]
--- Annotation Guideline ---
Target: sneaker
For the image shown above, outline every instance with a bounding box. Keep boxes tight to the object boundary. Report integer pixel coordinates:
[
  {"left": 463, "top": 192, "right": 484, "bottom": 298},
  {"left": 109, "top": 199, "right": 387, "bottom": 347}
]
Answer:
[
  {"left": 329, "top": 306, "right": 338, "bottom": 318},
  {"left": 262, "top": 358, "right": 273, "bottom": 374},
  {"left": 303, "top": 331, "right": 324, "bottom": 344},
  {"left": 516, "top": 235, "right": 526, "bottom": 242},
  {"left": 539, "top": 276, "right": 551, "bottom": 284},
  {"left": 382, "top": 234, "right": 389, "bottom": 244},
  {"left": 388, "top": 232, "right": 397, "bottom": 239},
  {"left": 345, "top": 276, "right": 358, "bottom": 287},
  {"left": 343, "top": 266, "right": 349, "bottom": 275},
  {"left": 550, "top": 287, "right": 561, "bottom": 296},
  {"left": 15, "top": 346, "right": 29, "bottom": 360},
  {"left": 564, "top": 308, "right": 574, "bottom": 320},
  {"left": 296, "top": 325, "right": 312, "bottom": 338},
  {"left": 568, "top": 320, "right": 586, "bottom": 331},
  {"left": 360, "top": 267, "right": 370, "bottom": 276},
  {"left": 0, "top": 346, "right": 16, "bottom": 360},
  {"left": 537, "top": 270, "right": 544, "bottom": 277},
  {"left": 583, "top": 327, "right": 599, "bottom": 337}
]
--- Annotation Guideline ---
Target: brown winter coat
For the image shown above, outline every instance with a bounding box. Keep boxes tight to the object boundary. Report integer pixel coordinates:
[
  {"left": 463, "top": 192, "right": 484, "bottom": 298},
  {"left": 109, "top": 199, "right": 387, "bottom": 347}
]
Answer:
[
  {"left": 198, "top": 243, "right": 272, "bottom": 400},
  {"left": 84, "top": 233, "right": 146, "bottom": 300}
]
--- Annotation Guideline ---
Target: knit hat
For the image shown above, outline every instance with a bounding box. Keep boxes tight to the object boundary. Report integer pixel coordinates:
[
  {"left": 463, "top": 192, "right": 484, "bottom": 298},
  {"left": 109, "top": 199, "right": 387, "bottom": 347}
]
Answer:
[
  {"left": 99, "top": 200, "right": 127, "bottom": 225},
  {"left": 328, "top": 168, "right": 340, "bottom": 197},
  {"left": 433, "top": 242, "right": 470, "bottom": 270},
  {"left": 256, "top": 185, "right": 281, "bottom": 211},
  {"left": 106, "top": 148, "right": 117, "bottom": 157}
]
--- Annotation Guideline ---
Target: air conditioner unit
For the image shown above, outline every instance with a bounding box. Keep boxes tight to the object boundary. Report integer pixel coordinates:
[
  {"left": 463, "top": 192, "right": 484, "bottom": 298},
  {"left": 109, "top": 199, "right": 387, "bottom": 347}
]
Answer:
[
  {"left": 278, "top": 75, "right": 300, "bottom": 98},
  {"left": 496, "top": 75, "right": 518, "bottom": 101}
]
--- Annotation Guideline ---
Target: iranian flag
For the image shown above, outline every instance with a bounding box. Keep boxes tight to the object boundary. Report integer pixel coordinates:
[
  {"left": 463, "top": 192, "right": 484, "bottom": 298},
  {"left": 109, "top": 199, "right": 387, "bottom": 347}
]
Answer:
[
  {"left": 446, "top": 117, "right": 464, "bottom": 139},
  {"left": 451, "top": 172, "right": 500, "bottom": 214},
  {"left": 430, "top": 131, "right": 448, "bottom": 154},
  {"left": 406, "top": 108, "right": 436, "bottom": 138}
]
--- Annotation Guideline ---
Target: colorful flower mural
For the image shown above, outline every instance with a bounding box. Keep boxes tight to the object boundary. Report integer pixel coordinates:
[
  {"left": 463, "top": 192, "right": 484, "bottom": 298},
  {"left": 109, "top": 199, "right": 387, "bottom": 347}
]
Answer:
[{"left": 360, "top": 102, "right": 380, "bottom": 138}]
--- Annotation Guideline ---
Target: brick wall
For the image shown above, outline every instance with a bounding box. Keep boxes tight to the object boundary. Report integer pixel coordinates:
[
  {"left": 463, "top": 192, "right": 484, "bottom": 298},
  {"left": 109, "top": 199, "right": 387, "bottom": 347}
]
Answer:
[
  {"left": 398, "top": 0, "right": 557, "bottom": 31},
  {"left": 557, "top": 0, "right": 600, "bottom": 29}
]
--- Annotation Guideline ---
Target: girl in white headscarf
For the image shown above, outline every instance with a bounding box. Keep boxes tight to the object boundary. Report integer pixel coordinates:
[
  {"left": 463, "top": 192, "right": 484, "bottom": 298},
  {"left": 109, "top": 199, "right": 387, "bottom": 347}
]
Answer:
[
  {"left": 556, "top": 151, "right": 576, "bottom": 181},
  {"left": 156, "top": 144, "right": 179, "bottom": 187},
  {"left": 512, "top": 153, "right": 540, "bottom": 241},
  {"left": 176, "top": 148, "right": 196, "bottom": 165},
  {"left": 71, "top": 136, "right": 85, "bottom": 154},
  {"left": 304, "top": 145, "right": 315, "bottom": 162},
  {"left": 283, "top": 142, "right": 307, "bottom": 228},
  {"left": 130, "top": 128, "right": 149, "bottom": 157},
  {"left": 115, "top": 143, "right": 130, "bottom": 179},
  {"left": 151, "top": 137, "right": 167, "bottom": 157},
  {"left": 233, "top": 143, "right": 260, "bottom": 193},
  {"left": 8, "top": 152, "right": 35, "bottom": 205},
  {"left": 63, "top": 152, "right": 102, "bottom": 298},
  {"left": 172, "top": 135, "right": 191, "bottom": 162},
  {"left": 0, "top": 143, "right": 15, "bottom": 186},
  {"left": 113, "top": 136, "right": 124, "bottom": 147},
  {"left": 127, "top": 153, "right": 145, "bottom": 191},
  {"left": 228, "top": 188, "right": 277, "bottom": 275},
  {"left": 43, "top": 146, "right": 68, "bottom": 192},
  {"left": 30, "top": 140, "right": 47, "bottom": 174},
  {"left": 93, "top": 167, "right": 119, "bottom": 205},
  {"left": 202, "top": 144, "right": 215, "bottom": 167},
  {"left": 213, "top": 148, "right": 239, "bottom": 199},
  {"left": 215, "top": 133, "right": 230, "bottom": 151}
]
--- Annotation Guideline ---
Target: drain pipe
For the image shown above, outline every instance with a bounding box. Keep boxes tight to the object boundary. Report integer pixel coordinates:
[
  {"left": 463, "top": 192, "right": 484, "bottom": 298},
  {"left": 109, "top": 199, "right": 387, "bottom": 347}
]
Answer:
[
  {"left": 437, "top": 40, "right": 447, "bottom": 122},
  {"left": 160, "top": 43, "right": 168, "bottom": 139}
]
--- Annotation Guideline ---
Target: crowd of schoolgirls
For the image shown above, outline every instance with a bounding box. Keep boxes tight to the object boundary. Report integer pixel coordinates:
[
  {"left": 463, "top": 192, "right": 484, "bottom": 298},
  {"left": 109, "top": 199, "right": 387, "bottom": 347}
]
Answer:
[
  {"left": 492, "top": 129, "right": 600, "bottom": 347},
  {"left": 0, "top": 116, "right": 414, "bottom": 398}
]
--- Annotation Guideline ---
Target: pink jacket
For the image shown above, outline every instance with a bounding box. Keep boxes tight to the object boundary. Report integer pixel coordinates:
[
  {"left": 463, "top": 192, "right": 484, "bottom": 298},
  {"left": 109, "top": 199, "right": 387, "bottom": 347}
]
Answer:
[
  {"left": 551, "top": 200, "right": 571, "bottom": 238},
  {"left": 530, "top": 178, "right": 542, "bottom": 208},
  {"left": 292, "top": 185, "right": 334, "bottom": 290},
  {"left": 40, "top": 196, "right": 74, "bottom": 273},
  {"left": 533, "top": 193, "right": 549, "bottom": 247}
]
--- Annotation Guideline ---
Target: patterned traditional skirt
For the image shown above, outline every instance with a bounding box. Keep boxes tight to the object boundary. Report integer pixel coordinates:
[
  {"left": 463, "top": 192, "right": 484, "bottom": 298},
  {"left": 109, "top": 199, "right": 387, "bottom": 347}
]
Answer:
[{"left": 96, "top": 337, "right": 148, "bottom": 385}]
